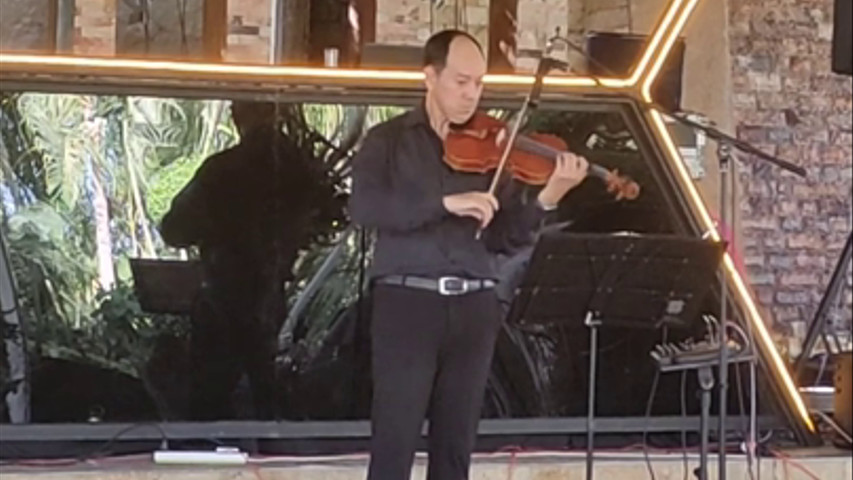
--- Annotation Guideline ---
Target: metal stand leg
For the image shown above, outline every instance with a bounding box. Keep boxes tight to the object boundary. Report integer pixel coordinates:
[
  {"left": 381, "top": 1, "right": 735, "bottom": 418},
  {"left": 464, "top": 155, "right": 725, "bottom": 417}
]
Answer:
[
  {"left": 585, "top": 312, "right": 600, "bottom": 480},
  {"left": 696, "top": 366, "right": 715, "bottom": 480},
  {"left": 716, "top": 143, "right": 732, "bottom": 480}
]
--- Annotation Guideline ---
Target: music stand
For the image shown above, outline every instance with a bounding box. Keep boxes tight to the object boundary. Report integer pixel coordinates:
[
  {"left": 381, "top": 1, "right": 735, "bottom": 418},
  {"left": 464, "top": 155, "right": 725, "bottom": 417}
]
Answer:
[
  {"left": 130, "top": 258, "right": 203, "bottom": 315},
  {"left": 506, "top": 232, "right": 725, "bottom": 480}
]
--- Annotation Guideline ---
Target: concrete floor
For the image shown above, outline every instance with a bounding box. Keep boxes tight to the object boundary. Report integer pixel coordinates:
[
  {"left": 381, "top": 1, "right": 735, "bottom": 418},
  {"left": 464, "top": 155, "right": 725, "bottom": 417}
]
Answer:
[{"left": 2, "top": 449, "right": 851, "bottom": 480}]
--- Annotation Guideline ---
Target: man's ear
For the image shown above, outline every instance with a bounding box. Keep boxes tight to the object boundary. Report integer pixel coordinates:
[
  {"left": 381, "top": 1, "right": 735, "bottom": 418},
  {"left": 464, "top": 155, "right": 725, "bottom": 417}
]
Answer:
[{"left": 424, "top": 65, "right": 438, "bottom": 90}]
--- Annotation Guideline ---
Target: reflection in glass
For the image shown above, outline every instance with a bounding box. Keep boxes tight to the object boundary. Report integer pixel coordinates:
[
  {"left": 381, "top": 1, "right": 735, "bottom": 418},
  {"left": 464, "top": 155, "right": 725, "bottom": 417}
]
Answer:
[{"left": 2, "top": 91, "right": 691, "bottom": 424}]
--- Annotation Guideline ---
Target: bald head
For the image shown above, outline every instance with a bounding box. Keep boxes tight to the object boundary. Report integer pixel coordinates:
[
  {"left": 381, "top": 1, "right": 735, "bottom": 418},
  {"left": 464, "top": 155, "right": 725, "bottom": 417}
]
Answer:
[
  {"left": 231, "top": 100, "right": 279, "bottom": 138},
  {"left": 423, "top": 30, "right": 487, "bottom": 126},
  {"left": 423, "top": 30, "right": 483, "bottom": 71}
]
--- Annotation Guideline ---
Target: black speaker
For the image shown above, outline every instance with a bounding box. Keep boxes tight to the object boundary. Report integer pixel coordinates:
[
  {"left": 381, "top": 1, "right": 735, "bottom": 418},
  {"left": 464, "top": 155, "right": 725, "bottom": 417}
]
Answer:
[
  {"left": 586, "top": 32, "right": 686, "bottom": 112},
  {"left": 833, "top": 0, "right": 852, "bottom": 75}
]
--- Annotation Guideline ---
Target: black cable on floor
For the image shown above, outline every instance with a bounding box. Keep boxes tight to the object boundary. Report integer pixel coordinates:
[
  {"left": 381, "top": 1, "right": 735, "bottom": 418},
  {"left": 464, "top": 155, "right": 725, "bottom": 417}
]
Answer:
[
  {"left": 643, "top": 368, "right": 661, "bottom": 480},
  {"left": 681, "top": 370, "right": 688, "bottom": 480},
  {"left": 77, "top": 422, "right": 169, "bottom": 462}
]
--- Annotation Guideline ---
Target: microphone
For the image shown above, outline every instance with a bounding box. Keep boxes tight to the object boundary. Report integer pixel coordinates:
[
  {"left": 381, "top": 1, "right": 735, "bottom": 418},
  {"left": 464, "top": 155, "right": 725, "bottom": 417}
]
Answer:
[
  {"left": 545, "top": 35, "right": 557, "bottom": 56},
  {"left": 542, "top": 33, "right": 570, "bottom": 73}
]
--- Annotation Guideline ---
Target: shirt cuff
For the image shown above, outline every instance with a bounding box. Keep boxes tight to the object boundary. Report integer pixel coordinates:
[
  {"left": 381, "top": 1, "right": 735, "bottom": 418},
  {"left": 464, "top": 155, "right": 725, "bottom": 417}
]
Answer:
[{"left": 536, "top": 198, "right": 559, "bottom": 211}]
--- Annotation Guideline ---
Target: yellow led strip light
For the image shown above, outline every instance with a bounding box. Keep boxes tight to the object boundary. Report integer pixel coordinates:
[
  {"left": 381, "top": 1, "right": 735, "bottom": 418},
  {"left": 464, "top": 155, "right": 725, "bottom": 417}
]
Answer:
[
  {"left": 617, "top": 0, "right": 692, "bottom": 87},
  {"left": 640, "top": 1, "right": 815, "bottom": 432},
  {"left": 0, "top": 0, "right": 689, "bottom": 91},
  {"left": 0, "top": 0, "right": 814, "bottom": 433},
  {"left": 0, "top": 53, "right": 605, "bottom": 88},
  {"left": 648, "top": 110, "right": 815, "bottom": 432},
  {"left": 641, "top": 0, "right": 700, "bottom": 102}
]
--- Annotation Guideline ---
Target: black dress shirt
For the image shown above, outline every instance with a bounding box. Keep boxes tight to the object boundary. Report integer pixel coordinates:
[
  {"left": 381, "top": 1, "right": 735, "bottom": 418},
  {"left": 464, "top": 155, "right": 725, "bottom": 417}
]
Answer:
[{"left": 348, "top": 104, "right": 548, "bottom": 280}]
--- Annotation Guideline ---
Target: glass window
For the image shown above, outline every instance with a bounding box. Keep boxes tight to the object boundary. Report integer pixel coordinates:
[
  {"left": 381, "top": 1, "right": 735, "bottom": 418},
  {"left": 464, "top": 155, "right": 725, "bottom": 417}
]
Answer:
[{"left": 1, "top": 89, "right": 722, "bottom": 424}]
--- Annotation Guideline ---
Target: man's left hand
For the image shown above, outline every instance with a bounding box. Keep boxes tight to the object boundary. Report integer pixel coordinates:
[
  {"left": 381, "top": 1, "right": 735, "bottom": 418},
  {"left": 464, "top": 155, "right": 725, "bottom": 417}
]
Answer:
[{"left": 537, "top": 152, "right": 589, "bottom": 209}]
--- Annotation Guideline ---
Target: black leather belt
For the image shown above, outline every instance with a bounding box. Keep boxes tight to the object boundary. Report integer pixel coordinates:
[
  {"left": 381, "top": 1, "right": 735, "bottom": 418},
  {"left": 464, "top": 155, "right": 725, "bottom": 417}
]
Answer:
[{"left": 375, "top": 275, "right": 496, "bottom": 296}]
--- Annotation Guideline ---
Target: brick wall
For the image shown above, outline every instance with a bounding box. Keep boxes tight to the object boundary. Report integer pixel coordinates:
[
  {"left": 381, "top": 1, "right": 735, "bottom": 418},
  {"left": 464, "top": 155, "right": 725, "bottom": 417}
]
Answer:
[{"left": 729, "top": 0, "right": 853, "bottom": 340}]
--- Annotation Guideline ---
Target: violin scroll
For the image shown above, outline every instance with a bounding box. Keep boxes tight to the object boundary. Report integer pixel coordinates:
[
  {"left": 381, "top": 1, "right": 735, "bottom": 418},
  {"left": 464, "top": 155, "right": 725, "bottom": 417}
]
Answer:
[{"left": 601, "top": 168, "right": 641, "bottom": 201}]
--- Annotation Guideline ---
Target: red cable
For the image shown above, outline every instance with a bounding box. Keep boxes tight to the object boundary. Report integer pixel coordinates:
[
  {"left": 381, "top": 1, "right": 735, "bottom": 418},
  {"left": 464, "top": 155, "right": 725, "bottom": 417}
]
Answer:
[
  {"left": 506, "top": 449, "right": 517, "bottom": 480},
  {"left": 769, "top": 449, "right": 822, "bottom": 480}
]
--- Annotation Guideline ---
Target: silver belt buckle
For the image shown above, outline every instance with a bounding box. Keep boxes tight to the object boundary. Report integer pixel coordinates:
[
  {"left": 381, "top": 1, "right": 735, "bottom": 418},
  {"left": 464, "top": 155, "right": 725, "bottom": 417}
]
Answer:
[{"left": 438, "top": 276, "right": 468, "bottom": 296}]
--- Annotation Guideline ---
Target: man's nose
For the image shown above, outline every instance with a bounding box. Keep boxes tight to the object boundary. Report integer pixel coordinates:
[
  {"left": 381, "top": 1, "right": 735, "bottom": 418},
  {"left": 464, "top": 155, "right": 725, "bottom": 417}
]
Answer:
[{"left": 463, "top": 84, "right": 478, "bottom": 100}]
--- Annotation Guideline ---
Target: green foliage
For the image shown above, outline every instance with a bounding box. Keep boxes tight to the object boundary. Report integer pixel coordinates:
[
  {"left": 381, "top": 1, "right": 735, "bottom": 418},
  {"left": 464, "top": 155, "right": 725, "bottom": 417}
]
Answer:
[
  {"left": 16, "top": 94, "right": 89, "bottom": 210},
  {"left": 6, "top": 202, "right": 98, "bottom": 328},
  {"left": 0, "top": 93, "right": 406, "bottom": 418},
  {"left": 0, "top": 92, "right": 232, "bottom": 386},
  {"left": 145, "top": 153, "right": 206, "bottom": 224}
]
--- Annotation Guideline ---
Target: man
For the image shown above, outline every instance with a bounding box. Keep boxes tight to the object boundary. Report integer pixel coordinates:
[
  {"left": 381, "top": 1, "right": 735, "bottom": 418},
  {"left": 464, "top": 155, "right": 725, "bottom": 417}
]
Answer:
[
  {"left": 349, "top": 30, "right": 589, "bottom": 479},
  {"left": 161, "top": 101, "right": 333, "bottom": 420}
]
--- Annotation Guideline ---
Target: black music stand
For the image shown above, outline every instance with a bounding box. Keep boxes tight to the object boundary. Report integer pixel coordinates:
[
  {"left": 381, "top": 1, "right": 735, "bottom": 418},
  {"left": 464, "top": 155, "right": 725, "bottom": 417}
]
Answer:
[
  {"left": 130, "top": 258, "right": 203, "bottom": 315},
  {"left": 506, "top": 232, "right": 725, "bottom": 480}
]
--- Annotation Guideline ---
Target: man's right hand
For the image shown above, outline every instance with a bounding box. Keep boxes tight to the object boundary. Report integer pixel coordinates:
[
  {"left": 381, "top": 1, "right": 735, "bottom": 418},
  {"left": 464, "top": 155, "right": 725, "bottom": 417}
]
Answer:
[{"left": 443, "top": 192, "right": 500, "bottom": 229}]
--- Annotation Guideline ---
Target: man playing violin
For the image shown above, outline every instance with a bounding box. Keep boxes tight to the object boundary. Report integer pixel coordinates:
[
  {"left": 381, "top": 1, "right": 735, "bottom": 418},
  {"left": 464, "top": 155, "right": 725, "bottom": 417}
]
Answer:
[{"left": 349, "top": 30, "right": 589, "bottom": 480}]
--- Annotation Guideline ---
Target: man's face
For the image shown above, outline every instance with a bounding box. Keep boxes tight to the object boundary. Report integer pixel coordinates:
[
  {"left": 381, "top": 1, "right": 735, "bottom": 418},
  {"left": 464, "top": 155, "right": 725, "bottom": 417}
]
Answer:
[{"left": 425, "top": 37, "right": 487, "bottom": 125}]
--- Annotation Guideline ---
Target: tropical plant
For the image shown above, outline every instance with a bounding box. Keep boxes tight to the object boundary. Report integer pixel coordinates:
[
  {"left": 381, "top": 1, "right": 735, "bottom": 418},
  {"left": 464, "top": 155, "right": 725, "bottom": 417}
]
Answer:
[
  {"left": 1, "top": 90, "right": 407, "bottom": 420},
  {"left": 0, "top": 93, "right": 231, "bottom": 390}
]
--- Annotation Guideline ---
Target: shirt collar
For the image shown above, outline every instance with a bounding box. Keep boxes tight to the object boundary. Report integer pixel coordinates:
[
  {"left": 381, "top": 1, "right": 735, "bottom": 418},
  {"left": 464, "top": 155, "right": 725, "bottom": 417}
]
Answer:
[{"left": 404, "top": 101, "right": 430, "bottom": 128}]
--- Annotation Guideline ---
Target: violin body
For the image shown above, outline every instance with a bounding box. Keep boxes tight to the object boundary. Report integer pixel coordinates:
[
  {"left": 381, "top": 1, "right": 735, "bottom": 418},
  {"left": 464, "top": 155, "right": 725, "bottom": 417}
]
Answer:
[
  {"left": 445, "top": 113, "right": 560, "bottom": 185},
  {"left": 443, "top": 112, "right": 640, "bottom": 200}
]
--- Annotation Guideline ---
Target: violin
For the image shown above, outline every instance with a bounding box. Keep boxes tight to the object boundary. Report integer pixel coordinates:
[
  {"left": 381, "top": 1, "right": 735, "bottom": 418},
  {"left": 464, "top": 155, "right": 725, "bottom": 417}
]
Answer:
[{"left": 444, "top": 111, "right": 640, "bottom": 201}]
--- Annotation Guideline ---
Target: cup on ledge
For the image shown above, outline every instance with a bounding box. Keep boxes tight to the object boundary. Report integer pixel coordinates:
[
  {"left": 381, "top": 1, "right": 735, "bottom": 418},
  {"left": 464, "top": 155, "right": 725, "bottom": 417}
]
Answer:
[{"left": 324, "top": 48, "right": 339, "bottom": 68}]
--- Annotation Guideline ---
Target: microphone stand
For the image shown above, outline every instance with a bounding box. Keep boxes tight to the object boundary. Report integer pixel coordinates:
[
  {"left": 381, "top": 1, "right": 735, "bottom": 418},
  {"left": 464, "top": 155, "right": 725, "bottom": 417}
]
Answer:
[
  {"left": 545, "top": 34, "right": 808, "bottom": 480},
  {"left": 545, "top": 35, "right": 806, "bottom": 176}
]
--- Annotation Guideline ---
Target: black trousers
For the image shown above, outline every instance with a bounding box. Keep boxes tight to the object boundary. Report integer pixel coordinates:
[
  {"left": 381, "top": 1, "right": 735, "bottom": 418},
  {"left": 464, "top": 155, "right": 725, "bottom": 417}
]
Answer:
[
  {"left": 189, "top": 286, "right": 282, "bottom": 420},
  {"left": 367, "top": 284, "right": 502, "bottom": 480}
]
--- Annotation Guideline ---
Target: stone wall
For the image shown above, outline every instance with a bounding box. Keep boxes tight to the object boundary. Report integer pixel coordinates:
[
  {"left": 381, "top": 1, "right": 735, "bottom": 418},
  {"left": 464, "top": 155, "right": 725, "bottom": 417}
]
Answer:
[
  {"left": 375, "top": 0, "right": 490, "bottom": 51},
  {"left": 0, "top": 0, "right": 53, "bottom": 52},
  {"left": 115, "top": 0, "right": 204, "bottom": 58},
  {"left": 374, "top": 0, "right": 568, "bottom": 72},
  {"left": 75, "top": 0, "right": 116, "bottom": 55},
  {"left": 729, "top": 0, "right": 853, "bottom": 339},
  {"left": 3, "top": 0, "right": 231, "bottom": 61},
  {"left": 225, "top": 0, "right": 271, "bottom": 63},
  {"left": 515, "top": 0, "right": 569, "bottom": 71}
]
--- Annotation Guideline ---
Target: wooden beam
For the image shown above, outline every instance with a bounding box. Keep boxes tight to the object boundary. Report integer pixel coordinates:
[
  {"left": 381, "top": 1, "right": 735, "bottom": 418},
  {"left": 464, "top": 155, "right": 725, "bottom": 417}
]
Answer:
[
  {"left": 279, "top": 0, "right": 311, "bottom": 63},
  {"left": 488, "top": 0, "right": 518, "bottom": 73},
  {"left": 202, "top": 0, "right": 227, "bottom": 61},
  {"left": 54, "top": 0, "right": 75, "bottom": 53},
  {"left": 347, "top": 0, "right": 376, "bottom": 66},
  {"left": 47, "top": 0, "right": 59, "bottom": 52},
  {"left": 353, "top": 0, "right": 375, "bottom": 44}
]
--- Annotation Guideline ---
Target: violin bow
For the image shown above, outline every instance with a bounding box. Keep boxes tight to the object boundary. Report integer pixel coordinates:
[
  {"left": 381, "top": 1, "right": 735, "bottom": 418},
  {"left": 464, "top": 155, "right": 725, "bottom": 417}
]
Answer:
[
  {"left": 485, "top": 57, "right": 567, "bottom": 198},
  {"left": 475, "top": 57, "right": 568, "bottom": 240}
]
